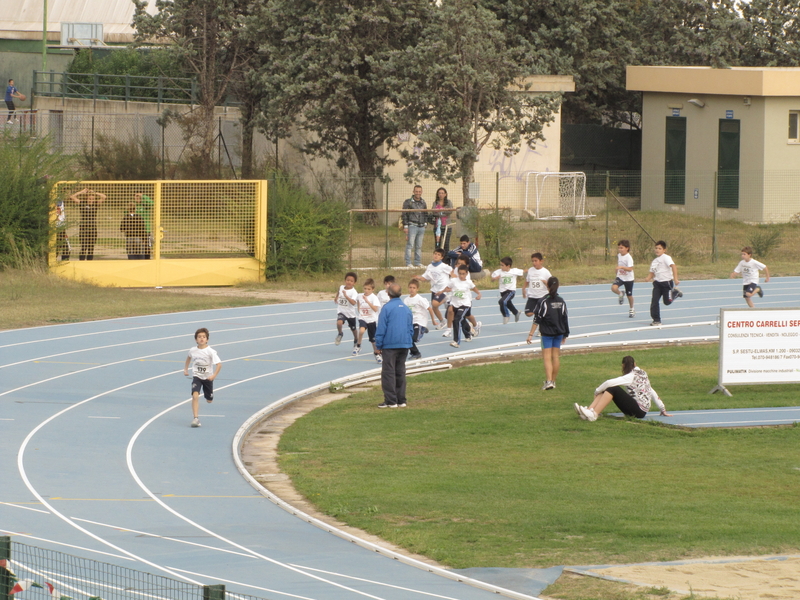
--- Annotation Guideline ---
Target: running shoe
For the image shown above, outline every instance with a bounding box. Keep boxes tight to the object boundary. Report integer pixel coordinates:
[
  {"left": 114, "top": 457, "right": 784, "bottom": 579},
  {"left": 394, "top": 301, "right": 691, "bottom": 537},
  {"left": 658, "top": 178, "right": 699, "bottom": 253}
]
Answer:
[
  {"left": 618, "top": 292, "right": 625, "bottom": 305},
  {"left": 503, "top": 316, "right": 509, "bottom": 325},
  {"left": 672, "top": 287, "right": 683, "bottom": 300},
  {"left": 757, "top": 287, "right": 764, "bottom": 298},
  {"left": 442, "top": 328, "right": 452, "bottom": 337},
  {"left": 515, "top": 312, "right": 521, "bottom": 322},
  {"left": 475, "top": 321, "right": 482, "bottom": 336},
  {"left": 629, "top": 309, "right": 635, "bottom": 318},
  {"left": 191, "top": 418, "right": 201, "bottom": 428},
  {"left": 449, "top": 341, "right": 459, "bottom": 348},
  {"left": 352, "top": 345, "right": 361, "bottom": 356},
  {"left": 335, "top": 333, "right": 343, "bottom": 345},
  {"left": 375, "top": 354, "right": 382, "bottom": 363},
  {"left": 574, "top": 403, "right": 587, "bottom": 420}
]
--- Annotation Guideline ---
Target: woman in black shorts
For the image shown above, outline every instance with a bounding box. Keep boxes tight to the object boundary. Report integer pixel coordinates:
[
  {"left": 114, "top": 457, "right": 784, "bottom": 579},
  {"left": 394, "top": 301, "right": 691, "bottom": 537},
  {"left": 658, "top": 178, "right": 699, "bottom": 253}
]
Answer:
[{"left": 574, "top": 355, "right": 672, "bottom": 422}]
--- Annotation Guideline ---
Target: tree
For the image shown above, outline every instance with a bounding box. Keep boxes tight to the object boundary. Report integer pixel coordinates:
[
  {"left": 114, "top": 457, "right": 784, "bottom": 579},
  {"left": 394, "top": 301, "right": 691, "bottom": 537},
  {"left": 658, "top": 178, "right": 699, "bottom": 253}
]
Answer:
[
  {"left": 398, "top": 0, "right": 559, "bottom": 205},
  {"left": 740, "top": 0, "right": 800, "bottom": 66},
  {"left": 132, "top": 0, "right": 253, "bottom": 171},
  {"left": 250, "top": 0, "right": 431, "bottom": 219}
]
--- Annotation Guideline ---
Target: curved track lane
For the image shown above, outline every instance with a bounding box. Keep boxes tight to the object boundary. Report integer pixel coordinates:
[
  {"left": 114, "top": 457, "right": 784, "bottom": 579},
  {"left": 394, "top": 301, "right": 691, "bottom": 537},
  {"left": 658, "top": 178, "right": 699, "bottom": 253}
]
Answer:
[{"left": 2, "top": 278, "right": 799, "bottom": 600}]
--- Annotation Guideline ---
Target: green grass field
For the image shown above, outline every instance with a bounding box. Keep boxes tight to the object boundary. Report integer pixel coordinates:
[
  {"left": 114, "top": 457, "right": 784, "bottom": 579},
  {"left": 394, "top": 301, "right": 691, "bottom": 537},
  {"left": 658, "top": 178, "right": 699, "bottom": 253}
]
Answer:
[{"left": 278, "top": 345, "right": 800, "bottom": 598}]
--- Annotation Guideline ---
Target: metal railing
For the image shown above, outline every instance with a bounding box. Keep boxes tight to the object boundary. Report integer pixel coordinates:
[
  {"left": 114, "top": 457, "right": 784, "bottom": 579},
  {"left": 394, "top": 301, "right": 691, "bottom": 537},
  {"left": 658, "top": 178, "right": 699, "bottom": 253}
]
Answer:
[{"left": 33, "top": 71, "right": 197, "bottom": 105}]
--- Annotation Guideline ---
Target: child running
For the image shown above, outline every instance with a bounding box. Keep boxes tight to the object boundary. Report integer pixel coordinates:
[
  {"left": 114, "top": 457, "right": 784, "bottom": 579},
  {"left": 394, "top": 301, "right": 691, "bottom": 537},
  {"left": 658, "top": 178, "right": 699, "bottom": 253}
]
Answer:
[
  {"left": 415, "top": 247, "right": 452, "bottom": 328},
  {"left": 491, "top": 256, "right": 524, "bottom": 324},
  {"left": 377, "top": 275, "right": 395, "bottom": 307},
  {"left": 611, "top": 240, "right": 635, "bottom": 318},
  {"left": 404, "top": 279, "right": 436, "bottom": 360},
  {"left": 334, "top": 272, "right": 359, "bottom": 346},
  {"left": 442, "top": 256, "right": 481, "bottom": 337},
  {"left": 443, "top": 265, "right": 482, "bottom": 348},
  {"left": 354, "top": 278, "right": 382, "bottom": 362},
  {"left": 731, "top": 246, "right": 770, "bottom": 308},
  {"left": 523, "top": 253, "right": 552, "bottom": 335},
  {"left": 183, "top": 327, "right": 222, "bottom": 428},
  {"left": 645, "top": 240, "right": 682, "bottom": 326}
]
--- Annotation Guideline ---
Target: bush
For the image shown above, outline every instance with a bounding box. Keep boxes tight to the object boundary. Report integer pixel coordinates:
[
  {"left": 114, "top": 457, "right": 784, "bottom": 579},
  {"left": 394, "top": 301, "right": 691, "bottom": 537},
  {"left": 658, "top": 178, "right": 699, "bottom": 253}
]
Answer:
[
  {"left": 747, "top": 226, "right": 782, "bottom": 258},
  {"left": 461, "top": 207, "right": 515, "bottom": 265},
  {"left": 267, "top": 177, "right": 349, "bottom": 276},
  {"left": 0, "top": 131, "right": 74, "bottom": 270}
]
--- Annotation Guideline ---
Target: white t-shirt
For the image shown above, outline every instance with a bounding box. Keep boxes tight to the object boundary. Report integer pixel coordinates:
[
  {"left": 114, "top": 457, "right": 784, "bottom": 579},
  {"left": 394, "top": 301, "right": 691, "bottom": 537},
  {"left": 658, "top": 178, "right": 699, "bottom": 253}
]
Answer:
[
  {"left": 377, "top": 289, "right": 391, "bottom": 306},
  {"left": 187, "top": 346, "right": 220, "bottom": 380},
  {"left": 357, "top": 292, "right": 380, "bottom": 323},
  {"left": 404, "top": 294, "right": 431, "bottom": 327},
  {"left": 336, "top": 285, "right": 358, "bottom": 318},
  {"left": 420, "top": 262, "right": 453, "bottom": 293},
  {"left": 448, "top": 278, "right": 476, "bottom": 308},
  {"left": 526, "top": 266, "right": 552, "bottom": 299},
  {"left": 649, "top": 254, "right": 675, "bottom": 282},
  {"left": 616, "top": 253, "right": 634, "bottom": 281},
  {"left": 492, "top": 268, "right": 524, "bottom": 292},
  {"left": 734, "top": 258, "right": 766, "bottom": 286}
]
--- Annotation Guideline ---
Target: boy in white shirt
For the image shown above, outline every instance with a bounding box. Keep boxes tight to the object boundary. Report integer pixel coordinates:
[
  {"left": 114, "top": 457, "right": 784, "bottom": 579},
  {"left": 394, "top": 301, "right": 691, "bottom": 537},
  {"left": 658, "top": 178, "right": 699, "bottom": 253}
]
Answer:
[
  {"left": 334, "top": 271, "right": 359, "bottom": 346},
  {"left": 442, "top": 255, "right": 481, "bottom": 337},
  {"left": 404, "top": 279, "right": 437, "bottom": 360},
  {"left": 523, "top": 252, "right": 552, "bottom": 321},
  {"left": 377, "top": 275, "right": 394, "bottom": 307},
  {"left": 415, "top": 247, "right": 451, "bottom": 328},
  {"left": 491, "top": 256, "right": 524, "bottom": 324},
  {"left": 730, "top": 246, "right": 770, "bottom": 308},
  {"left": 645, "top": 240, "right": 683, "bottom": 326},
  {"left": 443, "top": 265, "right": 482, "bottom": 348},
  {"left": 354, "top": 278, "right": 382, "bottom": 362},
  {"left": 183, "top": 327, "right": 222, "bottom": 428},
  {"left": 611, "top": 240, "right": 635, "bottom": 318}
]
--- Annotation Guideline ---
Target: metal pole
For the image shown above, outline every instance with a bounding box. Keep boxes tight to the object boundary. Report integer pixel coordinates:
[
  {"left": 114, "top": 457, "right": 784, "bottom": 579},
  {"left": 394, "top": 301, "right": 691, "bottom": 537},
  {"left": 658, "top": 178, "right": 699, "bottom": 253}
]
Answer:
[
  {"left": 495, "top": 171, "right": 500, "bottom": 258},
  {"left": 384, "top": 181, "right": 390, "bottom": 268},
  {"left": 42, "top": 0, "right": 47, "bottom": 72},
  {"left": 712, "top": 171, "right": 718, "bottom": 263},
  {"left": 605, "top": 171, "right": 610, "bottom": 262},
  {"left": 90, "top": 115, "right": 95, "bottom": 175}
]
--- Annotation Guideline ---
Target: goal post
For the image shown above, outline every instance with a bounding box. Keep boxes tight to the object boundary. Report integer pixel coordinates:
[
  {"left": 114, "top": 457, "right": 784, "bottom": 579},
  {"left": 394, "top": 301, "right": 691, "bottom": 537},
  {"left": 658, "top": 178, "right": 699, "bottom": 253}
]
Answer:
[{"left": 523, "top": 171, "right": 590, "bottom": 220}]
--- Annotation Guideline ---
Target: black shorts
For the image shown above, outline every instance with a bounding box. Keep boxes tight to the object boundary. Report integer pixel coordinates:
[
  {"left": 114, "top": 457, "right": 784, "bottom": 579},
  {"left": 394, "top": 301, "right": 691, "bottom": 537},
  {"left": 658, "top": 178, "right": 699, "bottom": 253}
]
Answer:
[
  {"left": 613, "top": 278, "right": 634, "bottom": 296},
  {"left": 525, "top": 297, "right": 544, "bottom": 315},
  {"left": 607, "top": 386, "right": 646, "bottom": 418},
  {"left": 431, "top": 292, "right": 446, "bottom": 304},
  {"left": 191, "top": 376, "right": 214, "bottom": 401},
  {"left": 358, "top": 320, "right": 377, "bottom": 342},
  {"left": 743, "top": 283, "right": 758, "bottom": 298},
  {"left": 337, "top": 314, "right": 357, "bottom": 330}
]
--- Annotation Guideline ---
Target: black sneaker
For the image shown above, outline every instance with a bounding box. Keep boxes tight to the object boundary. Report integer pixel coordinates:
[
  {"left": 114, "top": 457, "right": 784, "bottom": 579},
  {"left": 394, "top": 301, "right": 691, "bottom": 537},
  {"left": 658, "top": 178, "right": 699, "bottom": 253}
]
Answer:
[
  {"left": 650, "top": 320, "right": 661, "bottom": 326},
  {"left": 378, "top": 402, "right": 392, "bottom": 408},
  {"left": 672, "top": 287, "right": 683, "bottom": 299},
  {"left": 757, "top": 286, "right": 764, "bottom": 298},
  {"left": 409, "top": 353, "right": 422, "bottom": 360}
]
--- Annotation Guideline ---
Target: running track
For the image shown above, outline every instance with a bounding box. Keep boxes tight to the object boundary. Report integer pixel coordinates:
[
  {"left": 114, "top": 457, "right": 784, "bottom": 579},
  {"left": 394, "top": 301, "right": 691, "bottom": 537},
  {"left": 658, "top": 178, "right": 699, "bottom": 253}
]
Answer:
[{"left": 2, "top": 278, "right": 798, "bottom": 600}]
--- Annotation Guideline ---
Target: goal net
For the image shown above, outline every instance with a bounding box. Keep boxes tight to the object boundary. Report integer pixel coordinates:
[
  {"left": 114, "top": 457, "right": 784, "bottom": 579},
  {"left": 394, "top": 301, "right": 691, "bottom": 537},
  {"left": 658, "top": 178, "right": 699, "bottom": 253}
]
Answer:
[{"left": 524, "top": 172, "right": 590, "bottom": 220}]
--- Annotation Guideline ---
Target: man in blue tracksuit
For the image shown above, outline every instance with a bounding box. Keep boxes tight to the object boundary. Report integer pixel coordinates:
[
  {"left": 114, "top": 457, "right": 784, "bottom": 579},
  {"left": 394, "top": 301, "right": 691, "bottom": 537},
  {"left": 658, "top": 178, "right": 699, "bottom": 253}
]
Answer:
[{"left": 374, "top": 283, "right": 414, "bottom": 408}]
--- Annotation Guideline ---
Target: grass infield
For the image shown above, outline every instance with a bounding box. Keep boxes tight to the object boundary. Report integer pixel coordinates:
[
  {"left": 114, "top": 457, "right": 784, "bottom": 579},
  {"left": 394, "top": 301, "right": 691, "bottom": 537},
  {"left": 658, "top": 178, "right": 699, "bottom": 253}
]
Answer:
[{"left": 278, "top": 344, "right": 800, "bottom": 573}]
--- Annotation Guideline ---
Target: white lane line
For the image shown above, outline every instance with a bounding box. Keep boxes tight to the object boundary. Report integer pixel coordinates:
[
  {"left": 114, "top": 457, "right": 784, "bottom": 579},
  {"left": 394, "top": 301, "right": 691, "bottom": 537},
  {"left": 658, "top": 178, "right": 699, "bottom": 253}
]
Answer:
[
  {"left": 0, "top": 305, "right": 331, "bottom": 349},
  {"left": 0, "top": 319, "right": 332, "bottom": 371},
  {"left": 0, "top": 328, "right": 332, "bottom": 398},
  {"left": 0, "top": 528, "right": 133, "bottom": 560},
  {"left": 126, "top": 357, "right": 395, "bottom": 600},
  {"left": 16, "top": 372, "right": 205, "bottom": 584},
  {"left": 88, "top": 416, "right": 121, "bottom": 419},
  {"left": 167, "top": 567, "right": 319, "bottom": 600},
  {"left": 288, "top": 564, "right": 463, "bottom": 600},
  {"left": 72, "top": 518, "right": 254, "bottom": 558},
  {"left": 0, "top": 502, "right": 49, "bottom": 513}
]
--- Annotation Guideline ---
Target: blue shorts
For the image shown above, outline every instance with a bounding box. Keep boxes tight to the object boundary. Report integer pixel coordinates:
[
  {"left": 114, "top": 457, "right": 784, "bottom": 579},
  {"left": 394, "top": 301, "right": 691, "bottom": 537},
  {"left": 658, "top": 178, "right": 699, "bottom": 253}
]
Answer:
[
  {"left": 541, "top": 335, "right": 564, "bottom": 349},
  {"left": 431, "top": 292, "right": 446, "bottom": 304},
  {"left": 613, "top": 278, "right": 634, "bottom": 296}
]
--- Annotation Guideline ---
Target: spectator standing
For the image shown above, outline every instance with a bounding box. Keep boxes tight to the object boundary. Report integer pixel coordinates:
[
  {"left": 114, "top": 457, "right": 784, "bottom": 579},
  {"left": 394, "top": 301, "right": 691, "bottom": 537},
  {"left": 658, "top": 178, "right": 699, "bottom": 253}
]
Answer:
[
  {"left": 432, "top": 187, "right": 454, "bottom": 251},
  {"left": 120, "top": 203, "right": 147, "bottom": 259},
  {"left": 70, "top": 187, "right": 106, "bottom": 261},
  {"left": 402, "top": 185, "right": 428, "bottom": 268},
  {"left": 375, "top": 283, "right": 414, "bottom": 408}
]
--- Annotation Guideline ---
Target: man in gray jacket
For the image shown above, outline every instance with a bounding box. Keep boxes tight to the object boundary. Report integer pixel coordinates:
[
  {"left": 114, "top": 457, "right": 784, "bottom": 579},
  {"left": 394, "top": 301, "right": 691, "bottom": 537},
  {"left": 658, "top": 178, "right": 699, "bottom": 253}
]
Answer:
[{"left": 402, "top": 185, "right": 428, "bottom": 268}]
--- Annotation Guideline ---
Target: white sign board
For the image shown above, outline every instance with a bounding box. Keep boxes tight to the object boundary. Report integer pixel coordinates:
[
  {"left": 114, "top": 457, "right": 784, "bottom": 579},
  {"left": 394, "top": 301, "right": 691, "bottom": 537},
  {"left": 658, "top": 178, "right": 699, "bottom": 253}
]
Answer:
[{"left": 716, "top": 308, "right": 800, "bottom": 393}]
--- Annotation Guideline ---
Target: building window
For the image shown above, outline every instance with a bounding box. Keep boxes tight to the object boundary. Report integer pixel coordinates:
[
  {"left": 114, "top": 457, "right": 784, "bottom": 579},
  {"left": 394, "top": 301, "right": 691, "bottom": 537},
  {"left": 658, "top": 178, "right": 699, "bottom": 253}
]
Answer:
[{"left": 789, "top": 111, "right": 800, "bottom": 143}]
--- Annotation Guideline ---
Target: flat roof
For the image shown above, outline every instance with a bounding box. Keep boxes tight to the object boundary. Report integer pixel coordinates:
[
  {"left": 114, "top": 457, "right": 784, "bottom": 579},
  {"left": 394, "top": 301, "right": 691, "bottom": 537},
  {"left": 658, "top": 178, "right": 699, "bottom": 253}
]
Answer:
[{"left": 627, "top": 66, "right": 800, "bottom": 97}]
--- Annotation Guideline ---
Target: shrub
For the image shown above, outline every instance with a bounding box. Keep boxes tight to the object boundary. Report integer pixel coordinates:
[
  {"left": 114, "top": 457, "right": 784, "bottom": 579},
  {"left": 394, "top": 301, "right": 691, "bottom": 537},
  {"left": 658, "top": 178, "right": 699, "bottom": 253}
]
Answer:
[
  {"left": 79, "top": 133, "right": 161, "bottom": 180},
  {"left": 747, "top": 226, "right": 782, "bottom": 258},
  {"left": 460, "top": 207, "right": 515, "bottom": 266},
  {"left": 267, "top": 177, "right": 349, "bottom": 276},
  {"left": 0, "top": 131, "right": 74, "bottom": 270}
]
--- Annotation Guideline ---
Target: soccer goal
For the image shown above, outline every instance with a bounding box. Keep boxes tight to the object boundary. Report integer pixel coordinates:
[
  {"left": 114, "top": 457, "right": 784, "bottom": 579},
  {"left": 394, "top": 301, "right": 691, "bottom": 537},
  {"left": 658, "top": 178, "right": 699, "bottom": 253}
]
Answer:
[{"left": 523, "top": 171, "right": 591, "bottom": 220}]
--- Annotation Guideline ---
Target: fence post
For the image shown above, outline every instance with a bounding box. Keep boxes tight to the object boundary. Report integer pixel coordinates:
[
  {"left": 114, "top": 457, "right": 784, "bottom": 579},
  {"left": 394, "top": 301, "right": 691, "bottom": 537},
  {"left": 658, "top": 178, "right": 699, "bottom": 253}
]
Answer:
[
  {"left": 203, "top": 584, "right": 225, "bottom": 600},
  {"left": 349, "top": 210, "right": 353, "bottom": 270},
  {"left": 0, "top": 536, "right": 11, "bottom": 600},
  {"left": 90, "top": 115, "right": 95, "bottom": 175},
  {"left": 495, "top": 171, "right": 501, "bottom": 259},
  {"left": 605, "top": 171, "right": 610, "bottom": 262},
  {"left": 712, "top": 171, "right": 718, "bottom": 263},
  {"left": 384, "top": 181, "right": 390, "bottom": 268}
]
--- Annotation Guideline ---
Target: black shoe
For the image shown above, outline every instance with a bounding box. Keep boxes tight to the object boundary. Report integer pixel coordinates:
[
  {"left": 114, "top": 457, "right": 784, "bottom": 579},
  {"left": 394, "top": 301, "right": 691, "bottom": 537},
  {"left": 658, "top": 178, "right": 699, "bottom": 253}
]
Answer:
[
  {"left": 409, "top": 353, "right": 422, "bottom": 360},
  {"left": 757, "top": 287, "right": 764, "bottom": 298},
  {"left": 650, "top": 320, "right": 661, "bottom": 326},
  {"left": 378, "top": 402, "right": 391, "bottom": 408}
]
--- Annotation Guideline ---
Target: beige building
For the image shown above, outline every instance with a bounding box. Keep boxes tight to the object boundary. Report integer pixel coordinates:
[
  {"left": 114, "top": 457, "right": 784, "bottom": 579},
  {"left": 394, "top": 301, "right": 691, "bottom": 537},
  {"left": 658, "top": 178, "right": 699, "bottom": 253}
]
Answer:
[{"left": 627, "top": 66, "right": 800, "bottom": 223}]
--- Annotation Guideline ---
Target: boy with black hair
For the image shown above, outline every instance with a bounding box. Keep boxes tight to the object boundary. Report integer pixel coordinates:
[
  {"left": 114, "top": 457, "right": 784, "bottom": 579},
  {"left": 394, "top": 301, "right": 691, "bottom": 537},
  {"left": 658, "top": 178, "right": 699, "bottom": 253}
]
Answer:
[
  {"left": 492, "top": 256, "right": 524, "bottom": 324},
  {"left": 443, "top": 265, "right": 482, "bottom": 348},
  {"left": 415, "top": 247, "right": 451, "bottom": 328},
  {"left": 377, "top": 275, "right": 395, "bottom": 307},
  {"left": 404, "top": 279, "right": 436, "bottom": 360},
  {"left": 611, "top": 240, "right": 635, "bottom": 318},
  {"left": 334, "top": 272, "right": 359, "bottom": 346},
  {"left": 354, "top": 278, "right": 382, "bottom": 361},
  {"left": 183, "top": 328, "right": 222, "bottom": 428},
  {"left": 447, "top": 235, "right": 483, "bottom": 272},
  {"left": 731, "top": 246, "right": 770, "bottom": 308},
  {"left": 645, "top": 240, "right": 682, "bottom": 326},
  {"left": 523, "top": 252, "right": 552, "bottom": 319}
]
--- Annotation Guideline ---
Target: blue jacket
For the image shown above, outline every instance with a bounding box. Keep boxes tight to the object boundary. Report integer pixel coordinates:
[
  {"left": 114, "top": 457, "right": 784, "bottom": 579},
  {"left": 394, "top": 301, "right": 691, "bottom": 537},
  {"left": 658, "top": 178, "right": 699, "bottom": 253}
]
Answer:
[{"left": 375, "top": 297, "right": 414, "bottom": 350}]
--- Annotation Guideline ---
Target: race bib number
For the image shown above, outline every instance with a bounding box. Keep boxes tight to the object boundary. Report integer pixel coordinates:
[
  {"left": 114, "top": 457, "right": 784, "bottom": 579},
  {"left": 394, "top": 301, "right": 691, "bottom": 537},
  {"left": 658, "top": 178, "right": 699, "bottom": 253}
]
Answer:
[
  {"left": 529, "top": 280, "right": 542, "bottom": 289},
  {"left": 454, "top": 290, "right": 465, "bottom": 299},
  {"left": 502, "top": 276, "right": 513, "bottom": 285},
  {"left": 338, "top": 296, "right": 350, "bottom": 306}
]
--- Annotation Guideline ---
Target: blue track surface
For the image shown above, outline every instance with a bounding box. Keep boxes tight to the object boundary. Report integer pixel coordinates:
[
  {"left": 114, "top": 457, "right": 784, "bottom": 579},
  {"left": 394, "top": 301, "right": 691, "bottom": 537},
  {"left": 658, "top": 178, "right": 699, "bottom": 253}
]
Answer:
[{"left": 2, "top": 277, "right": 799, "bottom": 600}]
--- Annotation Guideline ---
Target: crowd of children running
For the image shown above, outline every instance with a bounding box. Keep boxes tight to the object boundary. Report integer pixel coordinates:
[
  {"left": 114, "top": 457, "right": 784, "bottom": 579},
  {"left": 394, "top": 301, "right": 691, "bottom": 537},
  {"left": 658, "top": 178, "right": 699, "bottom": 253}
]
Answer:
[{"left": 331, "top": 235, "right": 770, "bottom": 419}]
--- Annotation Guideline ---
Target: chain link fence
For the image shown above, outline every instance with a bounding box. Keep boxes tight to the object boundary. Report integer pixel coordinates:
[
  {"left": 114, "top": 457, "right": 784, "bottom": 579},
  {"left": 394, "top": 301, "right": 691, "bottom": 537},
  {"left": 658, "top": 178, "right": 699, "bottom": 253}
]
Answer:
[{"left": 0, "top": 539, "right": 273, "bottom": 600}]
